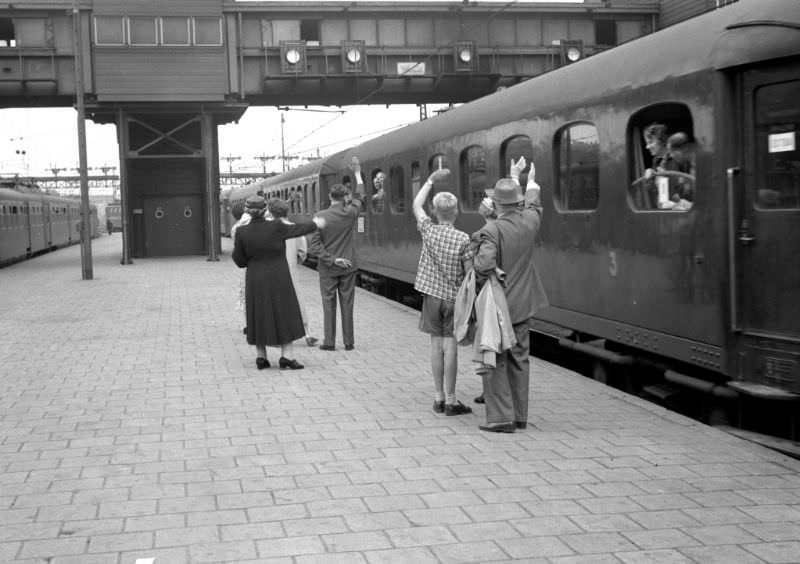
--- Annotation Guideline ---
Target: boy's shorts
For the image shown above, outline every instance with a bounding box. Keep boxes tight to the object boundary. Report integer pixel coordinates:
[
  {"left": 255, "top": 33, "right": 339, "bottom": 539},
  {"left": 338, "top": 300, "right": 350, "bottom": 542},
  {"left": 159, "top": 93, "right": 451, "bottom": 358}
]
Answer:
[{"left": 418, "top": 295, "right": 455, "bottom": 337}]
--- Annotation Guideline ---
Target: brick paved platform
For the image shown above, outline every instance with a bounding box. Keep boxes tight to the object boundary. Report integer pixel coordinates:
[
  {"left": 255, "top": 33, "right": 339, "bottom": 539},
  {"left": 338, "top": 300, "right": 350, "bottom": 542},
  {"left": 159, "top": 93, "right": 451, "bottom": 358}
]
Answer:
[{"left": 1, "top": 235, "right": 799, "bottom": 564}]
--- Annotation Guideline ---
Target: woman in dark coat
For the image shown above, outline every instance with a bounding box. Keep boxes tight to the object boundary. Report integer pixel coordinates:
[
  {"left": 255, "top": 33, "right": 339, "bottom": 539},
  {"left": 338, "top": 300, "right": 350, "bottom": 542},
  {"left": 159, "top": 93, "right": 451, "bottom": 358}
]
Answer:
[{"left": 232, "top": 196, "right": 325, "bottom": 370}]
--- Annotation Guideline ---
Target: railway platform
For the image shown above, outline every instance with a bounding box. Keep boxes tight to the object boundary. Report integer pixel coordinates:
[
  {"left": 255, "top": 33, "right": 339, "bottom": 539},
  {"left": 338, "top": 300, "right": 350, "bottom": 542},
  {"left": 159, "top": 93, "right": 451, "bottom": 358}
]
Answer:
[{"left": 1, "top": 235, "right": 799, "bottom": 564}]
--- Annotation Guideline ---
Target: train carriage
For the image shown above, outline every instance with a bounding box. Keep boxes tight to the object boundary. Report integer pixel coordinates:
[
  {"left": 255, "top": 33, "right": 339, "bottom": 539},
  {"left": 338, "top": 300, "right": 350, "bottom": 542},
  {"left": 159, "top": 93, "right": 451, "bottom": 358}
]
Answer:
[
  {"left": 1, "top": 183, "right": 99, "bottom": 266},
  {"left": 228, "top": 0, "right": 799, "bottom": 434}
]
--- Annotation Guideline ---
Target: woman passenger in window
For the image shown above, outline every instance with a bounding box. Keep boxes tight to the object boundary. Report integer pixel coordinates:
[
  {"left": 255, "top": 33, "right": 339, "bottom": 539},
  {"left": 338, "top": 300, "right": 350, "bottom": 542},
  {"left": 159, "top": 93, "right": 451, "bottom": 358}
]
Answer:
[{"left": 643, "top": 122, "right": 670, "bottom": 208}]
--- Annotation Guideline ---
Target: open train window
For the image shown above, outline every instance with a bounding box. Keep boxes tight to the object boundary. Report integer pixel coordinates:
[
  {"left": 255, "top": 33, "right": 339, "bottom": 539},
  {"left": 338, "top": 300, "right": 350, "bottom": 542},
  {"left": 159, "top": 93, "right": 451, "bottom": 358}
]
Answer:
[
  {"left": 629, "top": 104, "right": 695, "bottom": 212},
  {"left": 754, "top": 80, "right": 800, "bottom": 210},
  {"left": 501, "top": 135, "right": 534, "bottom": 187},
  {"left": 555, "top": 122, "right": 599, "bottom": 211},
  {"left": 389, "top": 165, "right": 405, "bottom": 214},
  {"left": 370, "top": 168, "right": 385, "bottom": 214},
  {"left": 460, "top": 146, "right": 486, "bottom": 212}
]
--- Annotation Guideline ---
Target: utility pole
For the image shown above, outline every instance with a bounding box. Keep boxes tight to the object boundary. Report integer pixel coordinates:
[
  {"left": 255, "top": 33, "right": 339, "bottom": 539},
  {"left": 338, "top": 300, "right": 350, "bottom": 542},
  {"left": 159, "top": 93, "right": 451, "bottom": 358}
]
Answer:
[
  {"left": 222, "top": 155, "right": 241, "bottom": 175},
  {"left": 255, "top": 154, "right": 272, "bottom": 175},
  {"left": 280, "top": 112, "right": 287, "bottom": 173},
  {"left": 72, "top": 0, "right": 92, "bottom": 280}
]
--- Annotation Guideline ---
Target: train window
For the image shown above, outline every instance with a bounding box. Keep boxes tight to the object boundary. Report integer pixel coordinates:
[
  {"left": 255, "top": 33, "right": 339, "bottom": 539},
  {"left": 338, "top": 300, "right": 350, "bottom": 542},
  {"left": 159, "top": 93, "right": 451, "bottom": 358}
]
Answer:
[
  {"left": 501, "top": 135, "right": 534, "bottom": 186},
  {"left": 370, "top": 168, "right": 385, "bottom": 214},
  {"left": 629, "top": 104, "right": 695, "bottom": 211},
  {"left": 94, "top": 16, "right": 125, "bottom": 46},
  {"left": 555, "top": 123, "right": 599, "bottom": 211},
  {"left": 389, "top": 165, "right": 406, "bottom": 214},
  {"left": 754, "top": 81, "right": 800, "bottom": 210},
  {"left": 129, "top": 17, "right": 157, "bottom": 46},
  {"left": 161, "top": 17, "right": 190, "bottom": 46},
  {"left": 194, "top": 17, "right": 223, "bottom": 46},
  {"left": 460, "top": 146, "right": 486, "bottom": 212},
  {"left": 311, "top": 182, "right": 317, "bottom": 212}
]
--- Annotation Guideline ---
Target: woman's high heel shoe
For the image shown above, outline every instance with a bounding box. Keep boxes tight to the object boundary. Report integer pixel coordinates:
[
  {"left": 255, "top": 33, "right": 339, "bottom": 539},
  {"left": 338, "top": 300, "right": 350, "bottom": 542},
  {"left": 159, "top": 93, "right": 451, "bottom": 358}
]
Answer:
[
  {"left": 279, "top": 357, "right": 304, "bottom": 370},
  {"left": 256, "top": 357, "right": 270, "bottom": 370}
]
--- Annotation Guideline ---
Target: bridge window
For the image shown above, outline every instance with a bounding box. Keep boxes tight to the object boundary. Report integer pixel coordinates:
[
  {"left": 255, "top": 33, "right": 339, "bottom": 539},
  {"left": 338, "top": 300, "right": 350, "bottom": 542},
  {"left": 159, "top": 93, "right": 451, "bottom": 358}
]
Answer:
[
  {"left": 194, "top": 17, "right": 222, "bottom": 46},
  {"left": 0, "top": 18, "right": 15, "bottom": 47},
  {"left": 501, "top": 135, "right": 534, "bottom": 187},
  {"left": 389, "top": 165, "right": 405, "bottom": 214},
  {"left": 555, "top": 122, "right": 599, "bottom": 211},
  {"left": 460, "top": 146, "right": 486, "bottom": 212},
  {"left": 300, "top": 20, "right": 320, "bottom": 45},
  {"left": 129, "top": 17, "right": 158, "bottom": 46},
  {"left": 162, "top": 17, "right": 190, "bottom": 46},
  {"left": 595, "top": 20, "right": 617, "bottom": 46},
  {"left": 629, "top": 104, "right": 695, "bottom": 212}
]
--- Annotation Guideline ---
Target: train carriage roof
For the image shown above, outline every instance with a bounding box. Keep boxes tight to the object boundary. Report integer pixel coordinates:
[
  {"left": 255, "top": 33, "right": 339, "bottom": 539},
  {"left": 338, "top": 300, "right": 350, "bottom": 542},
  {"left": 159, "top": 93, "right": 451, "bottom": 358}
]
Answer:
[{"left": 344, "top": 0, "right": 799, "bottom": 163}]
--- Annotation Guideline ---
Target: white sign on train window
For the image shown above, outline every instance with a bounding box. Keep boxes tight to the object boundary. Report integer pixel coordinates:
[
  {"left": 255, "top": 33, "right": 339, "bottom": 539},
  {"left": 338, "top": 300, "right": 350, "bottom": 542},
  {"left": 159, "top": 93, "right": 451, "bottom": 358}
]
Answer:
[{"left": 768, "top": 131, "right": 795, "bottom": 153}]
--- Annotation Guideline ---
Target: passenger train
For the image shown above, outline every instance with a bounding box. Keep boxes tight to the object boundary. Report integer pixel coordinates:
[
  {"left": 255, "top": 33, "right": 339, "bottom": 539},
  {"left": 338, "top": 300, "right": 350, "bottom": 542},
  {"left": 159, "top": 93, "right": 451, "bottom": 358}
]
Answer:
[
  {"left": 0, "top": 179, "right": 99, "bottom": 267},
  {"left": 226, "top": 0, "right": 800, "bottom": 436}
]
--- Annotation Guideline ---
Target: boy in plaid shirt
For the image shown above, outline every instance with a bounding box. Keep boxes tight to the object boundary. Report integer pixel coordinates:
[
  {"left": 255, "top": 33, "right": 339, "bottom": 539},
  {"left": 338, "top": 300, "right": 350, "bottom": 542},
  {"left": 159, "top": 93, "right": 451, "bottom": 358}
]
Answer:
[{"left": 413, "top": 167, "right": 474, "bottom": 416}]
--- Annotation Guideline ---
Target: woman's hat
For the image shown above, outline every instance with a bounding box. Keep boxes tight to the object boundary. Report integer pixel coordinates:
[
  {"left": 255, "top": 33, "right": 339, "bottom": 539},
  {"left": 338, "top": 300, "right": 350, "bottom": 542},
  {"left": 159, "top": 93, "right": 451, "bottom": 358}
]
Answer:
[
  {"left": 492, "top": 178, "right": 523, "bottom": 205},
  {"left": 245, "top": 195, "right": 266, "bottom": 209}
]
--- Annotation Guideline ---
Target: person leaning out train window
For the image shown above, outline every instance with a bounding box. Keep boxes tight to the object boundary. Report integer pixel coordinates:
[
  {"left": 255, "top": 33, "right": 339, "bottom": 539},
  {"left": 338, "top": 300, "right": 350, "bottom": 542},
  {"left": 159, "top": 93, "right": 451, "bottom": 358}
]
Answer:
[
  {"left": 639, "top": 123, "right": 695, "bottom": 211},
  {"left": 371, "top": 170, "right": 386, "bottom": 213}
]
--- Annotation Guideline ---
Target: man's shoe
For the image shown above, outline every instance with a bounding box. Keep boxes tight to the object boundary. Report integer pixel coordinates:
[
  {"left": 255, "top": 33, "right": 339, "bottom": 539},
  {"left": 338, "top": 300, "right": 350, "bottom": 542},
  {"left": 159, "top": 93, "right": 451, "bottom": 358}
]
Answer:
[
  {"left": 433, "top": 401, "right": 445, "bottom": 414},
  {"left": 445, "top": 401, "right": 472, "bottom": 416},
  {"left": 474, "top": 394, "right": 485, "bottom": 404},
  {"left": 479, "top": 422, "right": 516, "bottom": 433},
  {"left": 305, "top": 336, "right": 319, "bottom": 346},
  {"left": 319, "top": 344, "right": 335, "bottom": 351},
  {"left": 345, "top": 344, "right": 354, "bottom": 351},
  {"left": 515, "top": 422, "right": 527, "bottom": 430}
]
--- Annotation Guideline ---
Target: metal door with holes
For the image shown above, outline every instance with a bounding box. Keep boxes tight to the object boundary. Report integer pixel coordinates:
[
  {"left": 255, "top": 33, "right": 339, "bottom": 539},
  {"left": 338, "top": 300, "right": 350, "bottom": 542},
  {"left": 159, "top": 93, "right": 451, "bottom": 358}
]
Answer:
[
  {"left": 734, "top": 61, "right": 800, "bottom": 392},
  {"left": 142, "top": 195, "right": 204, "bottom": 256}
]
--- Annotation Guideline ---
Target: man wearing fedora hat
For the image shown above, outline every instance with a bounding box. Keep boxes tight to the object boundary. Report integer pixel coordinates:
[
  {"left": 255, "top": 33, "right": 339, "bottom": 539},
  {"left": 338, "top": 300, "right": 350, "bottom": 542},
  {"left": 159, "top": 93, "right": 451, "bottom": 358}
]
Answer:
[{"left": 473, "top": 157, "right": 548, "bottom": 433}]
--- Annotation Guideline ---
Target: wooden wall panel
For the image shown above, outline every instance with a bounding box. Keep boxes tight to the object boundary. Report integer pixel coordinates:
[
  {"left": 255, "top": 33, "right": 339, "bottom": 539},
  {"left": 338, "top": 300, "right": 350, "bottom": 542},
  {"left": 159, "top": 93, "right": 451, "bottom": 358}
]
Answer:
[{"left": 94, "top": 50, "right": 227, "bottom": 100}]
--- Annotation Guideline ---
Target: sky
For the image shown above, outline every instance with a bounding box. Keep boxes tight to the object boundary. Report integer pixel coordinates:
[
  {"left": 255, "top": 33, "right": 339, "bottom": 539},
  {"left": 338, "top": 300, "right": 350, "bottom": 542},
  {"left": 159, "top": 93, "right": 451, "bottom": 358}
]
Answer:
[{"left": 0, "top": 104, "right": 453, "bottom": 178}]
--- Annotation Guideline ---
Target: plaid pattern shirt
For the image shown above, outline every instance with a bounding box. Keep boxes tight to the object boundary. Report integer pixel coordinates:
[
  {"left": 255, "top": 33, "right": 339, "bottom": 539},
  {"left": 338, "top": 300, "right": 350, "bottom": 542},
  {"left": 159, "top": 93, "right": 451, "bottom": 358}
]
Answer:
[{"left": 414, "top": 216, "right": 473, "bottom": 302}]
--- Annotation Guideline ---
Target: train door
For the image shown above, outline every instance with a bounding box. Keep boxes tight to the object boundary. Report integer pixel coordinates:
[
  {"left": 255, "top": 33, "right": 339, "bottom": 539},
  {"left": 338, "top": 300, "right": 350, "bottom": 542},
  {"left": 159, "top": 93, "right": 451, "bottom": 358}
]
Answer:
[{"left": 733, "top": 61, "right": 800, "bottom": 393}]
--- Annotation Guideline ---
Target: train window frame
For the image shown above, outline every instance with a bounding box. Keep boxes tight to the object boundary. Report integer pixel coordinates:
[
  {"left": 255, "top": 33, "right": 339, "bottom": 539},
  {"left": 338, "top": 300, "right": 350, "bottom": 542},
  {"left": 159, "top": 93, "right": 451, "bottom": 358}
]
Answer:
[
  {"left": 460, "top": 145, "right": 486, "bottom": 212},
  {"left": 754, "top": 81, "right": 800, "bottom": 211},
  {"left": 554, "top": 122, "right": 600, "bottom": 212},
  {"left": 501, "top": 135, "right": 535, "bottom": 188},
  {"left": 389, "top": 164, "right": 406, "bottom": 214},
  {"left": 628, "top": 104, "right": 695, "bottom": 213},
  {"left": 128, "top": 16, "right": 158, "bottom": 46}
]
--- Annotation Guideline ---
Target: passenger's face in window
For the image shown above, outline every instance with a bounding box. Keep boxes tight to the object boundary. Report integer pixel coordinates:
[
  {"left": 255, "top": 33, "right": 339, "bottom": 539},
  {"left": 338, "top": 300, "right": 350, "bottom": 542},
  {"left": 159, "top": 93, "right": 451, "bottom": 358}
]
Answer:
[
  {"left": 645, "top": 136, "right": 666, "bottom": 157},
  {"left": 374, "top": 173, "right": 385, "bottom": 190}
]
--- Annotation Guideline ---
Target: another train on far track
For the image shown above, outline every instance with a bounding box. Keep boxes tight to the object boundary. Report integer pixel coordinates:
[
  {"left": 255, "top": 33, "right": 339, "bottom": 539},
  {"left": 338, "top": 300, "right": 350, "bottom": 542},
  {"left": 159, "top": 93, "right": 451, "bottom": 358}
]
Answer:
[
  {"left": 225, "top": 0, "right": 800, "bottom": 440},
  {"left": 0, "top": 179, "right": 99, "bottom": 267}
]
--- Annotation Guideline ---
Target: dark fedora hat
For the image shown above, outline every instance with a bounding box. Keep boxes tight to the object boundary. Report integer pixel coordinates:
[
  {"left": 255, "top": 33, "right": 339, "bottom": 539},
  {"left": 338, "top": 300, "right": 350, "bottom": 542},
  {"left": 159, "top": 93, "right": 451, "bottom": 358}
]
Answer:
[{"left": 492, "top": 178, "right": 523, "bottom": 205}]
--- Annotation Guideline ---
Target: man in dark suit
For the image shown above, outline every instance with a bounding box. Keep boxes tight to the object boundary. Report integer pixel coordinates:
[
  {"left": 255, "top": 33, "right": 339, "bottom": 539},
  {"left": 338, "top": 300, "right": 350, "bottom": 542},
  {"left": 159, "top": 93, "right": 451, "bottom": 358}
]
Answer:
[
  {"left": 310, "top": 156, "right": 365, "bottom": 351},
  {"left": 473, "top": 157, "right": 549, "bottom": 433}
]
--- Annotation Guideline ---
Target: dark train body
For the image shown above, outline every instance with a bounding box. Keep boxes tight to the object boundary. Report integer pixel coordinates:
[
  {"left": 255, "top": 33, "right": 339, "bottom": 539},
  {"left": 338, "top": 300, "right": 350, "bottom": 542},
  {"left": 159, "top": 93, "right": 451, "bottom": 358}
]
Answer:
[
  {"left": 0, "top": 180, "right": 99, "bottom": 267},
  {"left": 228, "top": 0, "right": 800, "bottom": 423}
]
